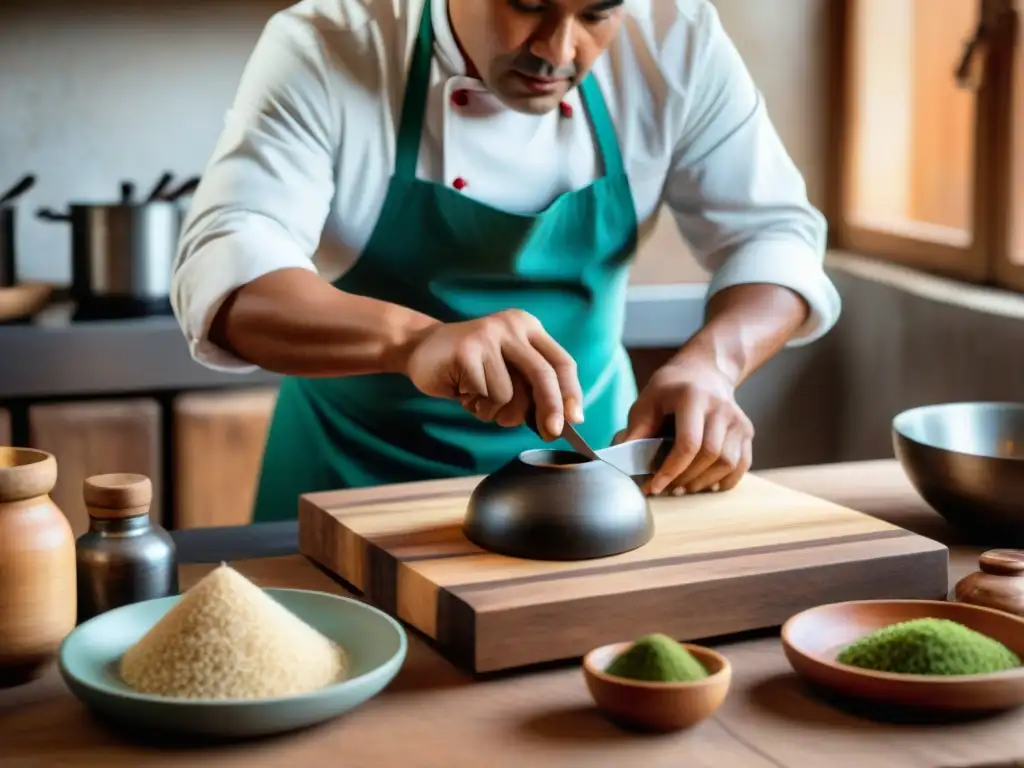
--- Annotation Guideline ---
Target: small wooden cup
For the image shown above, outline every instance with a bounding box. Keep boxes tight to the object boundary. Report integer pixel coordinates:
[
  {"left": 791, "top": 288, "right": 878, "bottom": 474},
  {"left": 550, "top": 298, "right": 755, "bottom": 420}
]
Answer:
[{"left": 582, "top": 641, "right": 732, "bottom": 732}]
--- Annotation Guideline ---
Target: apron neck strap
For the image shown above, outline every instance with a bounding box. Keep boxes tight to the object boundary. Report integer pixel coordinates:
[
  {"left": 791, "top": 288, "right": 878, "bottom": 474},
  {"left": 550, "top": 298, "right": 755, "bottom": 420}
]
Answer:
[
  {"left": 395, "top": 3, "right": 435, "bottom": 180},
  {"left": 394, "top": 0, "right": 624, "bottom": 180},
  {"left": 578, "top": 75, "right": 623, "bottom": 178}
]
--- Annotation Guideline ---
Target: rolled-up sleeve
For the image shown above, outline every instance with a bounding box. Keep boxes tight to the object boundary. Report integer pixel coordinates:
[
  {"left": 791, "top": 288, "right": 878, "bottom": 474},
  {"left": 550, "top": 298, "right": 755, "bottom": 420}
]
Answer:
[
  {"left": 172, "top": 16, "right": 339, "bottom": 372},
  {"left": 661, "top": 2, "right": 841, "bottom": 345}
]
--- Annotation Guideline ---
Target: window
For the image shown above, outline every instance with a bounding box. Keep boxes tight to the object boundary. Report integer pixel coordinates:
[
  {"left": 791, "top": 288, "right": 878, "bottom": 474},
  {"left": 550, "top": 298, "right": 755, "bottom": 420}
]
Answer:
[{"left": 832, "top": 0, "right": 1024, "bottom": 290}]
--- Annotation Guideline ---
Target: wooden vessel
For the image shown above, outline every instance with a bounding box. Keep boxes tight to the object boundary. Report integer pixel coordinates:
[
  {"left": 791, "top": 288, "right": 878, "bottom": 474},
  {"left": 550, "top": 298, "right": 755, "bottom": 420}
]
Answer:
[
  {"left": 0, "top": 447, "right": 77, "bottom": 686},
  {"left": 299, "top": 472, "right": 949, "bottom": 674},
  {"left": 955, "top": 549, "right": 1024, "bottom": 617}
]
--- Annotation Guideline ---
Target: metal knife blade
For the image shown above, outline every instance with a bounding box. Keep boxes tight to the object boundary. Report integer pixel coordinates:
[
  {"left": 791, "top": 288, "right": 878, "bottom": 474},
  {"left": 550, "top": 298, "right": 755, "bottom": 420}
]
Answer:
[
  {"left": 561, "top": 422, "right": 601, "bottom": 462},
  {"left": 523, "top": 408, "right": 603, "bottom": 463},
  {"left": 524, "top": 407, "right": 673, "bottom": 478},
  {"left": 595, "top": 438, "right": 672, "bottom": 477}
]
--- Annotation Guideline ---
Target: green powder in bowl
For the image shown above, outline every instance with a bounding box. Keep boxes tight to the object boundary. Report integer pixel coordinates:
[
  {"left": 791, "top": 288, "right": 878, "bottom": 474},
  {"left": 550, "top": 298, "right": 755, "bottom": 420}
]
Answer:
[
  {"left": 604, "top": 633, "right": 709, "bottom": 683},
  {"left": 835, "top": 618, "right": 1021, "bottom": 676}
]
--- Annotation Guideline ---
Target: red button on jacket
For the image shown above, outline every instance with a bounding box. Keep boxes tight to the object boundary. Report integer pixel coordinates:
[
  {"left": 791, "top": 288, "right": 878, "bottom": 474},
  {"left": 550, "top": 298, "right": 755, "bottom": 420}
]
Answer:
[
  {"left": 560, "top": 101, "right": 573, "bottom": 118},
  {"left": 452, "top": 89, "right": 470, "bottom": 107},
  {"left": 453, "top": 177, "right": 468, "bottom": 191}
]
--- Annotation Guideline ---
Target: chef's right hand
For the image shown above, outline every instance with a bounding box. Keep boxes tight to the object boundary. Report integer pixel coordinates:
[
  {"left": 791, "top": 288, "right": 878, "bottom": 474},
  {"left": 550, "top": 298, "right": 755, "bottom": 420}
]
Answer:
[{"left": 401, "top": 309, "right": 583, "bottom": 441}]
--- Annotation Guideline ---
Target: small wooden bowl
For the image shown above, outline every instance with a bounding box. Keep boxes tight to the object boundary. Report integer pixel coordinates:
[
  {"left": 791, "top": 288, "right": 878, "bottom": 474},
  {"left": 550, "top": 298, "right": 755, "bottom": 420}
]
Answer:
[
  {"left": 582, "top": 641, "right": 732, "bottom": 731},
  {"left": 782, "top": 599, "right": 1024, "bottom": 713}
]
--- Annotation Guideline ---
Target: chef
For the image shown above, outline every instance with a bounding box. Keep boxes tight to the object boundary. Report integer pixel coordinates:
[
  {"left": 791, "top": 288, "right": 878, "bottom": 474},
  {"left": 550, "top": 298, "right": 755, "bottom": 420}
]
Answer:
[{"left": 171, "top": 0, "right": 841, "bottom": 523}]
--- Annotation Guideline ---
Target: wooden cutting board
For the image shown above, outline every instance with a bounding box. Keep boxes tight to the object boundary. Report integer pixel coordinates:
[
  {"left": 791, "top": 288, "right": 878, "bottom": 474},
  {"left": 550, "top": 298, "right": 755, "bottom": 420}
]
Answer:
[{"left": 299, "top": 472, "right": 949, "bottom": 674}]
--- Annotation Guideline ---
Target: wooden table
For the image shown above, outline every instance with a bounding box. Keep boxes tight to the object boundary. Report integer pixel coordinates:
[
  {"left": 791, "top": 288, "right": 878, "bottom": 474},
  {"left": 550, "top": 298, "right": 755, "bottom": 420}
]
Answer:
[{"left": 3, "top": 460, "right": 1022, "bottom": 768}]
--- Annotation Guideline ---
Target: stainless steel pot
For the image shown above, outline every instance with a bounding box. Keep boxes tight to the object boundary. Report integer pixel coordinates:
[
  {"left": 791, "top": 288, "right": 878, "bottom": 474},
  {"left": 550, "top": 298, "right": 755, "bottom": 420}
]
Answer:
[
  {"left": 38, "top": 202, "right": 181, "bottom": 319},
  {"left": 37, "top": 175, "right": 199, "bottom": 320},
  {"left": 0, "top": 174, "right": 38, "bottom": 288},
  {"left": 0, "top": 207, "right": 14, "bottom": 288}
]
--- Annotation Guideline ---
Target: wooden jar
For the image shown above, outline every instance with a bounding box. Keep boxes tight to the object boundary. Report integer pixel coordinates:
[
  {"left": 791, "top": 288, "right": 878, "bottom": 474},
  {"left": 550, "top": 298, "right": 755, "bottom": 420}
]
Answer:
[
  {"left": 0, "top": 447, "right": 77, "bottom": 686},
  {"left": 954, "top": 549, "right": 1024, "bottom": 618}
]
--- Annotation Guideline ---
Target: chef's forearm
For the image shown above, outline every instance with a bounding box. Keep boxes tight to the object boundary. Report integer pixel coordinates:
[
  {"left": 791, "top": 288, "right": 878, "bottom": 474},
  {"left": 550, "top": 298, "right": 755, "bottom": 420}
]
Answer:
[
  {"left": 207, "top": 268, "right": 440, "bottom": 377},
  {"left": 669, "top": 284, "right": 809, "bottom": 386}
]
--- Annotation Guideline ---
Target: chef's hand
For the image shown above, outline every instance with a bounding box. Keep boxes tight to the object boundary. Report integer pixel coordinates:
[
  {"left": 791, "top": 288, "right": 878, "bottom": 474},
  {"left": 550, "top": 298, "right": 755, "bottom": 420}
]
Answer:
[
  {"left": 402, "top": 309, "right": 583, "bottom": 441},
  {"left": 614, "top": 359, "right": 754, "bottom": 496}
]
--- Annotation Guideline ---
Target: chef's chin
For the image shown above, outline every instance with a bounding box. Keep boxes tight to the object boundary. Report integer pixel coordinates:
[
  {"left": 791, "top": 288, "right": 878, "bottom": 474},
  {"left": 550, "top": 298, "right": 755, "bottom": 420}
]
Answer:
[{"left": 494, "top": 72, "right": 572, "bottom": 115}]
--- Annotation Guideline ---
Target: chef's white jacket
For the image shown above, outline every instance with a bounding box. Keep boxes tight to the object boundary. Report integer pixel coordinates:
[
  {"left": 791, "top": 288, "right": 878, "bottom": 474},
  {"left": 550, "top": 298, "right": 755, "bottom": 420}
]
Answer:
[{"left": 172, "top": 0, "right": 842, "bottom": 373}]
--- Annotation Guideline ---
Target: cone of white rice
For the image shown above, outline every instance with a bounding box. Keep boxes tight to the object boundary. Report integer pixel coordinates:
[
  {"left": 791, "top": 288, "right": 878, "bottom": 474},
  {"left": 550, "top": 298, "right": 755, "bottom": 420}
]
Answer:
[{"left": 119, "top": 564, "right": 348, "bottom": 700}]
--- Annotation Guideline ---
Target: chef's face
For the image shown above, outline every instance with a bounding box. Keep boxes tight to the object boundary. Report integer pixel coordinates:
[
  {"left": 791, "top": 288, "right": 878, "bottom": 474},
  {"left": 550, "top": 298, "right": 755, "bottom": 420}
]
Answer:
[{"left": 450, "top": 0, "right": 625, "bottom": 114}]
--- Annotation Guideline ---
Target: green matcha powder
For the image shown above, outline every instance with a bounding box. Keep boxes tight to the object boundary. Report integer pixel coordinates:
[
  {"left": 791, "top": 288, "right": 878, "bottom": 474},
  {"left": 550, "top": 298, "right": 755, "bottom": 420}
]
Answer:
[
  {"left": 835, "top": 618, "right": 1021, "bottom": 676},
  {"left": 605, "top": 633, "right": 709, "bottom": 683}
]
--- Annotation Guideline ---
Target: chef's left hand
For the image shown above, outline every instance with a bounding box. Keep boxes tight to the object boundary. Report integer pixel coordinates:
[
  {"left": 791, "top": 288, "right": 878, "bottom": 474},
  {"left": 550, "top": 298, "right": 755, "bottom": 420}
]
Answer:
[{"left": 613, "top": 358, "right": 754, "bottom": 497}]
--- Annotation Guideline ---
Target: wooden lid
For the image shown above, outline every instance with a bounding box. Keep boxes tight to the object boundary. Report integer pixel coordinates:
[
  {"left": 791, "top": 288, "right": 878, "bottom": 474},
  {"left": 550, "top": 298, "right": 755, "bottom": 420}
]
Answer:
[
  {"left": 83, "top": 473, "right": 152, "bottom": 519},
  {"left": 979, "top": 549, "right": 1024, "bottom": 576}
]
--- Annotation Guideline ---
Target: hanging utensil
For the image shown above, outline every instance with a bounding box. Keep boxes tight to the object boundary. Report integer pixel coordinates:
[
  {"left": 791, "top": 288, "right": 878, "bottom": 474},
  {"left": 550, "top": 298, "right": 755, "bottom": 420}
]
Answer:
[
  {"left": 145, "top": 171, "right": 175, "bottom": 203},
  {"left": 163, "top": 176, "right": 200, "bottom": 202},
  {"left": 0, "top": 174, "right": 37, "bottom": 206},
  {"left": 120, "top": 181, "right": 135, "bottom": 205},
  {"left": 36, "top": 207, "right": 71, "bottom": 223}
]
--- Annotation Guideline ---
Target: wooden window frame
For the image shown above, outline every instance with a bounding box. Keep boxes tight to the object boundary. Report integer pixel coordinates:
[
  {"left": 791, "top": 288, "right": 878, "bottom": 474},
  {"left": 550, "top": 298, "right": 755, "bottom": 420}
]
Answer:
[{"left": 830, "top": 0, "right": 1024, "bottom": 290}]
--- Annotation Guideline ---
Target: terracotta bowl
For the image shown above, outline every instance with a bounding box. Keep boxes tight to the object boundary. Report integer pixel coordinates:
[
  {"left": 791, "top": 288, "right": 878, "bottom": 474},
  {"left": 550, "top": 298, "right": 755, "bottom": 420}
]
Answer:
[
  {"left": 782, "top": 599, "right": 1024, "bottom": 713},
  {"left": 582, "top": 641, "right": 732, "bottom": 731}
]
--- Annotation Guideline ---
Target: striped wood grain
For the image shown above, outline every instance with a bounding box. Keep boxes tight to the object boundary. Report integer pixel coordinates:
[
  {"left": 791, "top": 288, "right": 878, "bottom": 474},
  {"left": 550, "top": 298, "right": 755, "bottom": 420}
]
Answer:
[{"left": 299, "top": 473, "right": 949, "bottom": 673}]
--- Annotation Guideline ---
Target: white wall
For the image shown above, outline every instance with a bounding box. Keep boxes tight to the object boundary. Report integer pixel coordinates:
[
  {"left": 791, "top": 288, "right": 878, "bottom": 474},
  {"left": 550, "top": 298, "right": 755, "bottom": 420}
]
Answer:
[
  {"left": 0, "top": 0, "right": 832, "bottom": 286},
  {"left": 1, "top": 0, "right": 291, "bottom": 284}
]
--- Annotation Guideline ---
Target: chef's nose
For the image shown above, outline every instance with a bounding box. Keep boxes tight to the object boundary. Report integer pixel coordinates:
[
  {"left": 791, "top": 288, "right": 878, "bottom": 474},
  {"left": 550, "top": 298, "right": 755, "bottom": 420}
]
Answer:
[{"left": 530, "top": 18, "right": 576, "bottom": 72}]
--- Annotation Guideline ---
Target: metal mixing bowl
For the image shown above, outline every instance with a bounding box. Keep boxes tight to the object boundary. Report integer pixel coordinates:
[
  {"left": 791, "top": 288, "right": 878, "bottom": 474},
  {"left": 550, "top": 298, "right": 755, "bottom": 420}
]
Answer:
[{"left": 892, "top": 402, "right": 1024, "bottom": 543}]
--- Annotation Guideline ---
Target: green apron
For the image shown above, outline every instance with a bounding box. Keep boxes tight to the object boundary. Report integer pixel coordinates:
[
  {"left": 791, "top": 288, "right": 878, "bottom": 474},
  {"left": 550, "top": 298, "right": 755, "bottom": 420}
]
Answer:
[{"left": 252, "top": 0, "right": 640, "bottom": 522}]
